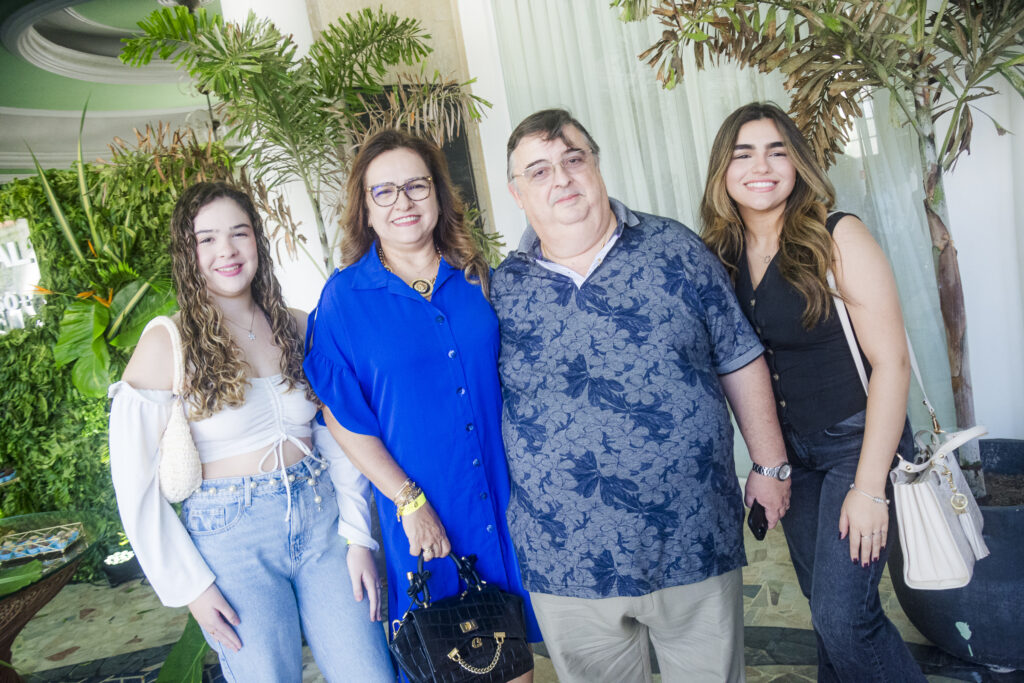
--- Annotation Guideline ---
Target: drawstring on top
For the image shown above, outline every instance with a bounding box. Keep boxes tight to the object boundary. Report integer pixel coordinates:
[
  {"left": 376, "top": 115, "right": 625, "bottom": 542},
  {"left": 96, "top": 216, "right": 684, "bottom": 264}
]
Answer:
[{"left": 257, "top": 435, "right": 326, "bottom": 522}]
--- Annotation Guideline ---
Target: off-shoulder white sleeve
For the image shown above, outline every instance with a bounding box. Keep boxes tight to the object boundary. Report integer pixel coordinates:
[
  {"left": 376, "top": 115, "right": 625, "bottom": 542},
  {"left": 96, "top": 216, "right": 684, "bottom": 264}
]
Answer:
[
  {"left": 311, "top": 418, "right": 378, "bottom": 550},
  {"left": 108, "top": 381, "right": 215, "bottom": 607}
]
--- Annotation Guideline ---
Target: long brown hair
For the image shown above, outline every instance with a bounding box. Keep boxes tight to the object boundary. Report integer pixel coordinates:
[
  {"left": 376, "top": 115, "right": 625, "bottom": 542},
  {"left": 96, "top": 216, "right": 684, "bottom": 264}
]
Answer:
[
  {"left": 339, "top": 129, "right": 490, "bottom": 297},
  {"left": 700, "top": 102, "right": 837, "bottom": 328},
  {"left": 169, "top": 182, "right": 313, "bottom": 419}
]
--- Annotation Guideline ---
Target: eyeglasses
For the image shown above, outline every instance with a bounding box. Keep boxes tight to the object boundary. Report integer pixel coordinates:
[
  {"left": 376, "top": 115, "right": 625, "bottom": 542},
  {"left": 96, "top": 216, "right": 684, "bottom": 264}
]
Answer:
[
  {"left": 366, "top": 176, "right": 433, "bottom": 207},
  {"left": 511, "top": 150, "right": 592, "bottom": 185}
]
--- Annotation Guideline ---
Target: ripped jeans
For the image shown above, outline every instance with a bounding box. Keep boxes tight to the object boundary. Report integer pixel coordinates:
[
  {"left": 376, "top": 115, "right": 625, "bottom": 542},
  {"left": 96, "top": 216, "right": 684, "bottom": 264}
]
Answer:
[{"left": 182, "top": 455, "right": 394, "bottom": 682}]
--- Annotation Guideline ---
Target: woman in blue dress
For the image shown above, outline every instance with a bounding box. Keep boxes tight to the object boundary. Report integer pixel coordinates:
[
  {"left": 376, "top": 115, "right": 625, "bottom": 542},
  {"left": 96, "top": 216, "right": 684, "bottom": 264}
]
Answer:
[{"left": 303, "top": 129, "right": 539, "bottom": 681}]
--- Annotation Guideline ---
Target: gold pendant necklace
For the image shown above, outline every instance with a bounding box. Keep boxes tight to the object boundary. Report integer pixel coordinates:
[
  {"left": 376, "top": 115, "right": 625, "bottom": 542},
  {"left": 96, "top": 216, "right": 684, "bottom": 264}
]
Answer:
[{"left": 378, "top": 245, "right": 441, "bottom": 299}]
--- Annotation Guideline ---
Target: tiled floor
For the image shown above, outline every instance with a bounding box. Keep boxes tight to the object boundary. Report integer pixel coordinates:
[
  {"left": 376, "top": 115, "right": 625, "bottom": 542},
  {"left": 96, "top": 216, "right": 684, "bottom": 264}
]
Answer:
[{"left": 10, "top": 522, "right": 1021, "bottom": 682}]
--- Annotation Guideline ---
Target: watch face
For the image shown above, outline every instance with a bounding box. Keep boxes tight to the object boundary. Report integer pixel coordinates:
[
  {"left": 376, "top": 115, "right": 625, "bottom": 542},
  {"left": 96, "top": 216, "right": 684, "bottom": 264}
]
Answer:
[{"left": 778, "top": 463, "right": 792, "bottom": 480}]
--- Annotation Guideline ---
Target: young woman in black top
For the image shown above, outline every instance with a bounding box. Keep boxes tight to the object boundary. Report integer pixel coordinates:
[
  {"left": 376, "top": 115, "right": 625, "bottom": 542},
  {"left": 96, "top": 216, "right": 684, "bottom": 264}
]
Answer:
[{"left": 700, "top": 102, "right": 925, "bottom": 682}]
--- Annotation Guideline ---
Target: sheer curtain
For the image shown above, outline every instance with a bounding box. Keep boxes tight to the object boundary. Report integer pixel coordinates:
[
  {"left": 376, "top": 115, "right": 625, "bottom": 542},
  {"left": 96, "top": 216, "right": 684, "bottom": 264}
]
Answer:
[{"left": 490, "top": 0, "right": 954, "bottom": 436}]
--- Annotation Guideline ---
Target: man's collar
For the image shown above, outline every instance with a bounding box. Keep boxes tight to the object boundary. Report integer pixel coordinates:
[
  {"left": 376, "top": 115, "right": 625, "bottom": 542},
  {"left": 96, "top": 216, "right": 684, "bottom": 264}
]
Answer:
[{"left": 514, "top": 197, "right": 639, "bottom": 258}]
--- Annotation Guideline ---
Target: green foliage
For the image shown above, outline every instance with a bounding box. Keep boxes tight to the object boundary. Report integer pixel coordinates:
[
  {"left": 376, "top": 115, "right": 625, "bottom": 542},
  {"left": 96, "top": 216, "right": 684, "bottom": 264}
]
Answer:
[
  {"left": 0, "top": 311, "right": 119, "bottom": 580},
  {"left": 465, "top": 205, "right": 506, "bottom": 268},
  {"left": 122, "top": 6, "right": 489, "bottom": 272},
  {"left": 157, "top": 615, "right": 210, "bottom": 682},
  {"left": 614, "top": 0, "right": 1024, "bottom": 171},
  {"left": 0, "top": 125, "right": 239, "bottom": 576},
  {"left": 0, "top": 560, "right": 42, "bottom": 598},
  {"left": 24, "top": 116, "right": 236, "bottom": 397}
]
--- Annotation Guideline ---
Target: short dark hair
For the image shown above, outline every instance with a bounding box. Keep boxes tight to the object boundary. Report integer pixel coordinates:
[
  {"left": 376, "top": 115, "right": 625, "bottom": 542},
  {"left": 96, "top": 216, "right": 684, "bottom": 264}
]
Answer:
[{"left": 506, "top": 108, "right": 600, "bottom": 181}]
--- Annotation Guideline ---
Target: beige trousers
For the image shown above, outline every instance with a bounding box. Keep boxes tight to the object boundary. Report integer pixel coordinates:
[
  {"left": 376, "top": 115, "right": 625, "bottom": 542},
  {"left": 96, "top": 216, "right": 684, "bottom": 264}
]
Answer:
[{"left": 529, "top": 569, "right": 744, "bottom": 683}]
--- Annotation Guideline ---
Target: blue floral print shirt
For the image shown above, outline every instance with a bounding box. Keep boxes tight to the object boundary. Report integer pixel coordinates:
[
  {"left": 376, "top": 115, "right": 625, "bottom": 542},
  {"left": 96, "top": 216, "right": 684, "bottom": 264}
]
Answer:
[{"left": 492, "top": 199, "right": 763, "bottom": 599}]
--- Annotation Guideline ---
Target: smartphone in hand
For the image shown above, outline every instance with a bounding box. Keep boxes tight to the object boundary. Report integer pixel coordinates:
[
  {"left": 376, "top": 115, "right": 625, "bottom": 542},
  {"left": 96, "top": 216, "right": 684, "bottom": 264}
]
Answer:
[{"left": 747, "top": 500, "right": 768, "bottom": 541}]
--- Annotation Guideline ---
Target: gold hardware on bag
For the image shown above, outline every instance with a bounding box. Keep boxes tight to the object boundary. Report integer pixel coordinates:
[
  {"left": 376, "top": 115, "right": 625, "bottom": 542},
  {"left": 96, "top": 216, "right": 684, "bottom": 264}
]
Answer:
[
  {"left": 941, "top": 466, "right": 969, "bottom": 514},
  {"left": 460, "top": 619, "right": 478, "bottom": 633},
  {"left": 472, "top": 637, "right": 483, "bottom": 648},
  {"left": 448, "top": 633, "right": 507, "bottom": 674}
]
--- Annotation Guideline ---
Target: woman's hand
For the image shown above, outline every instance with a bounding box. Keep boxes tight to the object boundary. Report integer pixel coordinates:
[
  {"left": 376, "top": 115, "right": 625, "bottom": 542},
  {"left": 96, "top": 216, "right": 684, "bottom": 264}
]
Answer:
[
  {"left": 347, "top": 543, "right": 383, "bottom": 622},
  {"left": 188, "top": 584, "right": 241, "bottom": 652},
  {"left": 402, "top": 500, "right": 451, "bottom": 561},
  {"left": 839, "top": 488, "right": 889, "bottom": 567}
]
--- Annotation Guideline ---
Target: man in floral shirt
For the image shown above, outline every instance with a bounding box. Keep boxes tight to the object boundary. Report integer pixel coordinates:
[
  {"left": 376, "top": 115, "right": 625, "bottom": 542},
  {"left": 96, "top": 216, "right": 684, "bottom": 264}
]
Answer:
[{"left": 492, "top": 109, "right": 791, "bottom": 682}]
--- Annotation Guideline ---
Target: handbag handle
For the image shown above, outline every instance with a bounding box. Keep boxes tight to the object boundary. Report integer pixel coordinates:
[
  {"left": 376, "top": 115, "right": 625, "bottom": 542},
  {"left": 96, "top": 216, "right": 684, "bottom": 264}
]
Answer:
[
  {"left": 141, "top": 315, "right": 186, "bottom": 395},
  {"left": 894, "top": 425, "right": 989, "bottom": 473},
  {"left": 405, "top": 552, "right": 486, "bottom": 608}
]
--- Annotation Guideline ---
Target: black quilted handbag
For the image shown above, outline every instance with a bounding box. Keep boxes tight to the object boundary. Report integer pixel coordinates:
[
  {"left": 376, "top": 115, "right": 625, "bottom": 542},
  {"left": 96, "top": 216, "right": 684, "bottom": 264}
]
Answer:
[{"left": 388, "top": 552, "right": 533, "bottom": 683}]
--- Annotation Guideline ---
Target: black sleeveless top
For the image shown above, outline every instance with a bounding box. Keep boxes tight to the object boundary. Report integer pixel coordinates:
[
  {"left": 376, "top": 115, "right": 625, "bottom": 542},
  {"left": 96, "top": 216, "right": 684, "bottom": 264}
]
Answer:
[{"left": 734, "top": 212, "right": 868, "bottom": 434}]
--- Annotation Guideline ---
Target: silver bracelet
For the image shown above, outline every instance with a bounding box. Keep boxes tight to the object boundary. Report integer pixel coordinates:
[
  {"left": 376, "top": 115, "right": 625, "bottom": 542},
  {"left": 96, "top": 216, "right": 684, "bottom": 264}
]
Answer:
[{"left": 849, "top": 483, "right": 889, "bottom": 505}]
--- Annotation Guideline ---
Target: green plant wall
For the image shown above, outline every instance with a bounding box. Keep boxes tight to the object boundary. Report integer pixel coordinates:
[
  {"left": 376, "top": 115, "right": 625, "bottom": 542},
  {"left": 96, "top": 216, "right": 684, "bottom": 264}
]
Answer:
[{"left": 0, "top": 135, "right": 236, "bottom": 578}]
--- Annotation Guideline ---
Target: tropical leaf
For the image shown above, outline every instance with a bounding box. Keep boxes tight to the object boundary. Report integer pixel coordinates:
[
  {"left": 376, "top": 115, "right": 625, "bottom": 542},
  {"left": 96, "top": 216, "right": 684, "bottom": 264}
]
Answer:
[
  {"left": 157, "top": 616, "right": 210, "bottom": 683},
  {"left": 0, "top": 560, "right": 43, "bottom": 598},
  {"left": 71, "top": 338, "right": 111, "bottom": 398},
  {"left": 29, "top": 152, "right": 85, "bottom": 263},
  {"left": 109, "top": 281, "right": 178, "bottom": 348},
  {"left": 53, "top": 300, "right": 109, "bottom": 368}
]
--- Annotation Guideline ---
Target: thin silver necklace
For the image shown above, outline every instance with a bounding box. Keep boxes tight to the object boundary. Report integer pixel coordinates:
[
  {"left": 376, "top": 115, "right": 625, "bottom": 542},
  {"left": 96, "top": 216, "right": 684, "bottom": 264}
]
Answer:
[{"left": 224, "top": 305, "right": 257, "bottom": 341}]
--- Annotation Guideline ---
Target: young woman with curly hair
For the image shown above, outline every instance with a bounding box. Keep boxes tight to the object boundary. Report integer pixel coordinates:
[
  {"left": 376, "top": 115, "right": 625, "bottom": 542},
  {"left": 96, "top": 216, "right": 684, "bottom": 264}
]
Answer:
[
  {"left": 701, "top": 102, "right": 925, "bottom": 681},
  {"left": 304, "top": 129, "right": 540, "bottom": 682},
  {"left": 109, "top": 182, "right": 393, "bottom": 682}
]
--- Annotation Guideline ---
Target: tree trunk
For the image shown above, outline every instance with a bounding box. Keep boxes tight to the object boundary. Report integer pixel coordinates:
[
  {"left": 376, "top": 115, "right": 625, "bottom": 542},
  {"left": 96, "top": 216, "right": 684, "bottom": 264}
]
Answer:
[
  {"left": 914, "top": 97, "right": 986, "bottom": 497},
  {"left": 304, "top": 181, "right": 334, "bottom": 273}
]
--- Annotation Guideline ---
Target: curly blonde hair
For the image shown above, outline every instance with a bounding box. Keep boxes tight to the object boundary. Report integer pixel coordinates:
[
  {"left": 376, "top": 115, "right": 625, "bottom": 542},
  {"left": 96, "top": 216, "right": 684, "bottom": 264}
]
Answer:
[
  {"left": 169, "top": 182, "right": 314, "bottom": 419},
  {"left": 700, "top": 102, "right": 837, "bottom": 328},
  {"left": 339, "top": 129, "right": 490, "bottom": 297}
]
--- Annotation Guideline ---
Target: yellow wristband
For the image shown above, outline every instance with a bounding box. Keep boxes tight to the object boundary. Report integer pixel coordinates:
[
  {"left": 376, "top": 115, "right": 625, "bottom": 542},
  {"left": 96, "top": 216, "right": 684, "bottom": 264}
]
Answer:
[{"left": 397, "top": 492, "right": 427, "bottom": 520}]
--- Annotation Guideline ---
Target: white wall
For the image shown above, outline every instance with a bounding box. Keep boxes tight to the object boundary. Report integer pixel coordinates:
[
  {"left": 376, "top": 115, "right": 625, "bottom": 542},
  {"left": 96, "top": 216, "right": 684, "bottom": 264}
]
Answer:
[{"left": 942, "top": 84, "right": 1024, "bottom": 438}]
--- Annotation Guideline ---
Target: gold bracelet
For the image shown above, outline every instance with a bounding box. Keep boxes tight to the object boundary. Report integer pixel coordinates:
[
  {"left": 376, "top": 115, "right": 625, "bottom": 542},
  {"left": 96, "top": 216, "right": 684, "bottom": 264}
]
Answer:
[
  {"left": 394, "top": 478, "right": 414, "bottom": 502},
  {"left": 393, "top": 479, "right": 421, "bottom": 510},
  {"left": 849, "top": 483, "right": 889, "bottom": 505},
  {"left": 397, "top": 492, "right": 427, "bottom": 520}
]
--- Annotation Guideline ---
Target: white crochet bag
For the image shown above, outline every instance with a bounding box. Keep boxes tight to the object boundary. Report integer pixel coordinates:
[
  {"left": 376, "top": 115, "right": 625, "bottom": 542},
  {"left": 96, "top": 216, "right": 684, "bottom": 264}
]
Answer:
[{"left": 143, "top": 316, "right": 202, "bottom": 503}]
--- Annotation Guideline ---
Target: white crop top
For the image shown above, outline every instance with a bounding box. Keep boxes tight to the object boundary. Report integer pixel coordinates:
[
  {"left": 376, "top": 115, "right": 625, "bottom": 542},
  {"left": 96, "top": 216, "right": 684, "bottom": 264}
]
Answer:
[
  {"left": 187, "top": 374, "right": 315, "bottom": 464},
  {"left": 108, "top": 378, "right": 377, "bottom": 608}
]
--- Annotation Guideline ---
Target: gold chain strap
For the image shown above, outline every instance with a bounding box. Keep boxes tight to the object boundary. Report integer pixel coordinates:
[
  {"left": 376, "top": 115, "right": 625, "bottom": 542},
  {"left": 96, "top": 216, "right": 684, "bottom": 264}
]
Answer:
[{"left": 447, "top": 632, "right": 506, "bottom": 674}]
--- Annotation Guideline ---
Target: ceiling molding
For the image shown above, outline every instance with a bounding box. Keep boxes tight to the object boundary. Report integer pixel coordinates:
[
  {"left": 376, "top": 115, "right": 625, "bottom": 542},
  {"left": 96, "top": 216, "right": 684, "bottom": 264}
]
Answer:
[
  {"left": 0, "top": 106, "right": 212, "bottom": 169},
  {"left": 0, "top": 105, "right": 206, "bottom": 119},
  {"left": 2, "top": 1, "right": 182, "bottom": 85}
]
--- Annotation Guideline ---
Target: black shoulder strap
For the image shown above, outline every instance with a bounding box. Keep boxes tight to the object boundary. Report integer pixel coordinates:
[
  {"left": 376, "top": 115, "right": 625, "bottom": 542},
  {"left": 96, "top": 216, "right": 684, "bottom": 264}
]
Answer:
[{"left": 826, "top": 211, "right": 853, "bottom": 235}]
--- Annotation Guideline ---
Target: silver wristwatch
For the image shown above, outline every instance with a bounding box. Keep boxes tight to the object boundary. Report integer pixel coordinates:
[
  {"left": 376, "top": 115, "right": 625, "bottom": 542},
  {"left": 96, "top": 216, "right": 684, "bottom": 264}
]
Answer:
[{"left": 751, "top": 462, "right": 792, "bottom": 481}]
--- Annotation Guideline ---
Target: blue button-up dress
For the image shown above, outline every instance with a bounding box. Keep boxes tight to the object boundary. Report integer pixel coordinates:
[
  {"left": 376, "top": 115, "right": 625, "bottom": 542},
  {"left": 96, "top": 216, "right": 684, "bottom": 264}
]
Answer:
[{"left": 303, "top": 245, "right": 540, "bottom": 647}]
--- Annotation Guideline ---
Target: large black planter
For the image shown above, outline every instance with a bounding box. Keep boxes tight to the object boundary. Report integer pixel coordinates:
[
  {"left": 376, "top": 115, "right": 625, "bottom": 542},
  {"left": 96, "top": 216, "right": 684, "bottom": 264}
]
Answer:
[{"left": 889, "top": 439, "right": 1024, "bottom": 670}]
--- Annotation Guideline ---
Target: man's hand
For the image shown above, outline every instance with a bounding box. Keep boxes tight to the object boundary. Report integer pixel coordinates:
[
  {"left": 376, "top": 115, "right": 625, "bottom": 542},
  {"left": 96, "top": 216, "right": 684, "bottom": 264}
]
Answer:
[
  {"left": 744, "top": 471, "right": 791, "bottom": 528},
  {"left": 188, "top": 584, "right": 241, "bottom": 652}
]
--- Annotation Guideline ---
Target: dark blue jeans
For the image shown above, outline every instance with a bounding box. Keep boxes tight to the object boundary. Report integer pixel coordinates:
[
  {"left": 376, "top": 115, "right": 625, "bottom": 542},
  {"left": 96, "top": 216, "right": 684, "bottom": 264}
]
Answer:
[{"left": 780, "top": 410, "right": 925, "bottom": 682}]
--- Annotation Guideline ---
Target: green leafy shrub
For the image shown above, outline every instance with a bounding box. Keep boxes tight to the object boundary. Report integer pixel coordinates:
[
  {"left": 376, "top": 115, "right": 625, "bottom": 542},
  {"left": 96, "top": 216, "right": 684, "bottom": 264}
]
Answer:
[{"left": 0, "top": 131, "right": 238, "bottom": 578}]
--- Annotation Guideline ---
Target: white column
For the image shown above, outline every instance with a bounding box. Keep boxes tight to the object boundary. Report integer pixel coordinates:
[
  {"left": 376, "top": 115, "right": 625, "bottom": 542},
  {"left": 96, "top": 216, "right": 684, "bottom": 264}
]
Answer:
[{"left": 455, "top": 0, "right": 524, "bottom": 252}]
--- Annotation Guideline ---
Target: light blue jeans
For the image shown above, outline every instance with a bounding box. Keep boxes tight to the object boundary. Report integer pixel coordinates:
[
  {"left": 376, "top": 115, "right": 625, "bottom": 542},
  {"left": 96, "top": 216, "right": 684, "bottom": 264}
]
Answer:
[{"left": 182, "top": 455, "right": 395, "bottom": 682}]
